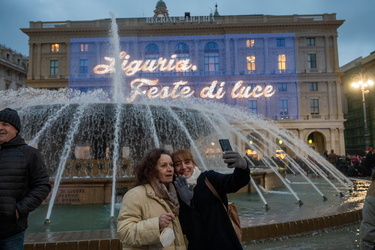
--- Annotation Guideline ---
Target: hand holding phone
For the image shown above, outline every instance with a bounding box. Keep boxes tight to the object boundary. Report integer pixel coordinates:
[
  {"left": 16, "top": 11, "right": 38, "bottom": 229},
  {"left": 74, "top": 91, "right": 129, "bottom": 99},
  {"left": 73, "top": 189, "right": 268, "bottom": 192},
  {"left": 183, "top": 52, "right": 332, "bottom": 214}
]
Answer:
[{"left": 219, "top": 139, "right": 233, "bottom": 152}]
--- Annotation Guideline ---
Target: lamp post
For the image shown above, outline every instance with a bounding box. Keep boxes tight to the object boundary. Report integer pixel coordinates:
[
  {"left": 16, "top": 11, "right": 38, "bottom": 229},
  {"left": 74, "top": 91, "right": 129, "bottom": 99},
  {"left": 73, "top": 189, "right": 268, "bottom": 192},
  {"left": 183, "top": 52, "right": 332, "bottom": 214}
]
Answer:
[{"left": 351, "top": 71, "right": 374, "bottom": 150}]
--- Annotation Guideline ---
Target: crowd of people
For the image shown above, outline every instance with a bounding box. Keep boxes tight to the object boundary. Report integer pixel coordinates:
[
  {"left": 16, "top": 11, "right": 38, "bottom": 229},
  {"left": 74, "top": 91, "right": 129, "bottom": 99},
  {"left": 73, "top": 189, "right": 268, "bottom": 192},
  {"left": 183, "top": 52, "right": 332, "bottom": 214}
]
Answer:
[{"left": 323, "top": 149, "right": 375, "bottom": 178}]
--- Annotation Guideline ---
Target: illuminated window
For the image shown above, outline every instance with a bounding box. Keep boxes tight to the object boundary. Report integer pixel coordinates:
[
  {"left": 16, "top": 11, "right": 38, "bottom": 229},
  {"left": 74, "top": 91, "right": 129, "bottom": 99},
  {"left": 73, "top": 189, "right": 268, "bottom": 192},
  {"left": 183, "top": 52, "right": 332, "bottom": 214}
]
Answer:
[
  {"left": 278, "top": 54, "right": 286, "bottom": 72},
  {"left": 204, "top": 42, "right": 220, "bottom": 72},
  {"left": 248, "top": 100, "right": 257, "bottom": 114},
  {"left": 50, "top": 60, "right": 58, "bottom": 75},
  {"left": 278, "top": 83, "right": 287, "bottom": 92},
  {"left": 145, "top": 43, "right": 160, "bottom": 59},
  {"left": 246, "top": 39, "right": 255, "bottom": 48},
  {"left": 306, "top": 38, "right": 315, "bottom": 46},
  {"left": 309, "top": 82, "right": 318, "bottom": 91},
  {"left": 79, "top": 59, "right": 88, "bottom": 74},
  {"left": 246, "top": 55, "right": 256, "bottom": 71},
  {"left": 279, "top": 99, "right": 289, "bottom": 115},
  {"left": 51, "top": 44, "right": 60, "bottom": 52},
  {"left": 310, "top": 99, "right": 319, "bottom": 114},
  {"left": 80, "top": 43, "right": 89, "bottom": 52},
  {"left": 308, "top": 54, "right": 317, "bottom": 69},
  {"left": 276, "top": 38, "right": 285, "bottom": 47}
]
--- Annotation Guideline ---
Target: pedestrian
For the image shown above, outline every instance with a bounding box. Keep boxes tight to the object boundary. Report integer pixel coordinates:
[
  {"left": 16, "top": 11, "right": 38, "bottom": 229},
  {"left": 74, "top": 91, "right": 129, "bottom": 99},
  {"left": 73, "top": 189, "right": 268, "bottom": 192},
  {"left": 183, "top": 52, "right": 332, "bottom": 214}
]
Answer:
[
  {"left": 327, "top": 149, "right": 338, "bottom": 166},
  {"left": 0, "top": 108, "right": 51, "bottom": 249},
  {"left": 172, "top": 149, "right": 250, "bottom": 250},
  {"left": 117, "top": 148, "right": 186, "bottom": 249},
  {"left": 360, "top": 171, "right": 375, "bottom": 249}
]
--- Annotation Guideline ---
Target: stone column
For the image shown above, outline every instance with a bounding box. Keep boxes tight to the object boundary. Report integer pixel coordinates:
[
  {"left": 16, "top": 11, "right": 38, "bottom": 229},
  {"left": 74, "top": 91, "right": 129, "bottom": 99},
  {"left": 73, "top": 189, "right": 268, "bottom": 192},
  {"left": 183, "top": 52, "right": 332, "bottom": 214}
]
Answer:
[{"left": 35, "top": 43, "right": 42, "bottom": 80}]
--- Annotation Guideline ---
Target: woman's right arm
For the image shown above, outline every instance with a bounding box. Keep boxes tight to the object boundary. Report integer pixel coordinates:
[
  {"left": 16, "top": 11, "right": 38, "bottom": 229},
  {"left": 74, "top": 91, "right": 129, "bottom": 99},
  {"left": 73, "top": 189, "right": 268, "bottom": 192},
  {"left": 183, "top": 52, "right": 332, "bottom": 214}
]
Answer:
[{"left": 117, "top": 188, "right": 161, "bottom": 247}]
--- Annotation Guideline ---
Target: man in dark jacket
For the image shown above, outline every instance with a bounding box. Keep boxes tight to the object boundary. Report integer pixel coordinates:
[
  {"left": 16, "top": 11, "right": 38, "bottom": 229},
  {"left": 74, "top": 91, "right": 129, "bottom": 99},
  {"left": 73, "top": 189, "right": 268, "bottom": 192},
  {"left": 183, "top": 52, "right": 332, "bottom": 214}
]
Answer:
[{"left": 0, "top": 108, "right": 51, "bottom": 249}]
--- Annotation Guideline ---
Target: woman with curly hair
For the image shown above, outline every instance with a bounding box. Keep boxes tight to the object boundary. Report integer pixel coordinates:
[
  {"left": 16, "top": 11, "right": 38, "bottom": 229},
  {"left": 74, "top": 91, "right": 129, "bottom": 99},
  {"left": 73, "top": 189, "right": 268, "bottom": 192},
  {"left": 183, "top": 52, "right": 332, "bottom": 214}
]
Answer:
[{"left": 117, "top": 148, "right": 186, "bottom": 249}]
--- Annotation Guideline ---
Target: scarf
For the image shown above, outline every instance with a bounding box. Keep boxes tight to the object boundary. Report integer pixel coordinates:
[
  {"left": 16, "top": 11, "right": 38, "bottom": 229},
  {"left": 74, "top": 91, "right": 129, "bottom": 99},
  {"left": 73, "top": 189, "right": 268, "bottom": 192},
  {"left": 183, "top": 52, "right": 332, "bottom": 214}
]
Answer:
[
  {"left": 150, "top": 178, "right": 180, "bottom": 215},
  {"left": 186, "top": 166, "right": 202, "bottom": 188}
]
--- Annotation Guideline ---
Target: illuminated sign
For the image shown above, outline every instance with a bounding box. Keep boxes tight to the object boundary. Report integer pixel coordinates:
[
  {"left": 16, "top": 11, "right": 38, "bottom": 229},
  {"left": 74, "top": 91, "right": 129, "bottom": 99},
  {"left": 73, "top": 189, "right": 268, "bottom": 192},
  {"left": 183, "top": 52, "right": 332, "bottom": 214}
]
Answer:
[
  {"left": 93, "top": 51, "right": 197, "bottom": 76},
  {"left": 125, "top": 78, "right": 276, "bottom": 102},
  {"left": 146, "top": 16, "right": 215, "bottom": 24},
  {"left": 69, "top": 32, "right": 298, "bottom": 119},
  {"left": 92, "top": 51, "right": 276, "bottom": 102}
]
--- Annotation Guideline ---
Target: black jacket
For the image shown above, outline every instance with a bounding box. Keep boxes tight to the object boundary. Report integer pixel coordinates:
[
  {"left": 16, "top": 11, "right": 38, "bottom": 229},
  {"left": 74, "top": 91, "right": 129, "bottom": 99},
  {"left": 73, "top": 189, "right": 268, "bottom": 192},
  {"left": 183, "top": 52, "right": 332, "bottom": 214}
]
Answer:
[
  {"left": 0, "top": 135, "right": 51, "bottom": 239},
  {"left": 179, "top": 167, "right": 250, "bottom": 250}
]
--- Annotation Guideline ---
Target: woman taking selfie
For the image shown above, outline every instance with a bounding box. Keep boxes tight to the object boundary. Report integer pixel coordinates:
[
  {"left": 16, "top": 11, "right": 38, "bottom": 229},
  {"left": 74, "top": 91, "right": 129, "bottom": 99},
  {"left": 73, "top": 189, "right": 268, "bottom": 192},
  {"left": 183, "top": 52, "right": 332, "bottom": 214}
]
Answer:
[
  {"left": 172, "top": 148, "right": 250, "bottom": 250},
  {"left": 117, "top": 148, "right": 186, "bottom": 249}
]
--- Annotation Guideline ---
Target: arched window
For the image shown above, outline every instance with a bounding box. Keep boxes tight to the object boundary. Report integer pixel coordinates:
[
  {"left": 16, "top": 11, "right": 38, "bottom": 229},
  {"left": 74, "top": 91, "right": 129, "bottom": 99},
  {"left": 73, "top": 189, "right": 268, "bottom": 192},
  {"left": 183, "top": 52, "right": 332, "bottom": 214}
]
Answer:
[
  {"left": 174, "top": 43, "right": 189, "bottom": 59},
  {"left": 174, "top": 43, "right": 190, "bottom": 73},
  {"left": 204, "top": 42, "right": 220, "bottom": 72},
  {"left": 145, "top": 43, "right": 160, "bottom": 60}
]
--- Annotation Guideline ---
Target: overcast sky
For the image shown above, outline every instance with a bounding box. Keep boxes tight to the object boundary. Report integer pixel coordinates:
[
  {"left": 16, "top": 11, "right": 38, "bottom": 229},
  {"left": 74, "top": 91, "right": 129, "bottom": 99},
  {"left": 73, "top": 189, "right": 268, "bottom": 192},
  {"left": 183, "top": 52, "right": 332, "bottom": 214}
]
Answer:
[{"left": 1, "top": 0, "right": 374, "bottom": 67}]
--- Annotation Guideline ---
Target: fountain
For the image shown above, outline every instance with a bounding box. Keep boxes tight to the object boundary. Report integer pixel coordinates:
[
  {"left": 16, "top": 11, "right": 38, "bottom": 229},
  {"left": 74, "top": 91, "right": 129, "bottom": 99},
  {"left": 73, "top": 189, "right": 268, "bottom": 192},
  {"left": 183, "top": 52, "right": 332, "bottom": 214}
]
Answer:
[{"left": 0, "top": 13, "right": 367, "bottom": 249}]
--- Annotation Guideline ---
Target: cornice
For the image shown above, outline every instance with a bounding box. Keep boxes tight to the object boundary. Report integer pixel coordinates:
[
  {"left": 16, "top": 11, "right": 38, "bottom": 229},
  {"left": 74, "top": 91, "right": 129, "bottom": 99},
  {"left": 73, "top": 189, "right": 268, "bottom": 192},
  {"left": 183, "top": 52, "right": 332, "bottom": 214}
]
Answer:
[{"left": 21, "top": 19, "right": 344, "bottom": 36}]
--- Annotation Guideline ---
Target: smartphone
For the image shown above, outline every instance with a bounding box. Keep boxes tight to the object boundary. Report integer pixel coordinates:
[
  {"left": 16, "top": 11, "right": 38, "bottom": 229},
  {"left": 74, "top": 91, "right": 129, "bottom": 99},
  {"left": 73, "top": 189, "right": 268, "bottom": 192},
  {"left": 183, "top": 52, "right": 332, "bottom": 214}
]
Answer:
[{"left": 219, "top": 139, "right": 233, "bottom": 152}]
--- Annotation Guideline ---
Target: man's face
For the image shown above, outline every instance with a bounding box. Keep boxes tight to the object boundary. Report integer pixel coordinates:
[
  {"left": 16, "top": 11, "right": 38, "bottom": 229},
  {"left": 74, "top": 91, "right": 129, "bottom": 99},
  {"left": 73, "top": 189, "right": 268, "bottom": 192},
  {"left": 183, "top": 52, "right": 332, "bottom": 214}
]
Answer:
[{"left": 0, "top": 121, "right": 18, "bottom": 144}]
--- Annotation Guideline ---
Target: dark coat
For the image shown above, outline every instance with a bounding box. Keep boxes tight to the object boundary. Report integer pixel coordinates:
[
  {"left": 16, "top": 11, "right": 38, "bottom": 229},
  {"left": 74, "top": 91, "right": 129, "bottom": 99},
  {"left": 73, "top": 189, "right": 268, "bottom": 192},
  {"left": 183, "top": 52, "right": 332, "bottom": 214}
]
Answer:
[
  {"left": 0, "top": 135, "right": 51, "bottom": 239},
  {"left": 179, "top": 167, "right": 250, "bottom": 250}
]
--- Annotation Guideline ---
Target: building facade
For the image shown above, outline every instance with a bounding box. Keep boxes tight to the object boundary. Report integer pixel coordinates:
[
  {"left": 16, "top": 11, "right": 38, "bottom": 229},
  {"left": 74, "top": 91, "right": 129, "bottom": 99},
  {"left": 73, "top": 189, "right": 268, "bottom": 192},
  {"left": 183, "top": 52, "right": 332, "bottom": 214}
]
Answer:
[
  {"left": 0, "top": 45, "right": 28, "bottom": 91},
  {"left": 21, "top": 2, "right": 346, "bottom": 156},
  {"left": 341, "top": 52, "right": 375, "bottom": 154}
]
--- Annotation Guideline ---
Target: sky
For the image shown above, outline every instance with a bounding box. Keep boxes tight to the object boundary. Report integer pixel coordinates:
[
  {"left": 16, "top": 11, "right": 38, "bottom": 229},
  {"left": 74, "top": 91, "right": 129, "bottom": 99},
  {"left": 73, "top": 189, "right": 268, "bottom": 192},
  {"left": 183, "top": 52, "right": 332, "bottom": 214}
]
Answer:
[{"left": 1, "top": 0, "right": 374, "bottom": 67}]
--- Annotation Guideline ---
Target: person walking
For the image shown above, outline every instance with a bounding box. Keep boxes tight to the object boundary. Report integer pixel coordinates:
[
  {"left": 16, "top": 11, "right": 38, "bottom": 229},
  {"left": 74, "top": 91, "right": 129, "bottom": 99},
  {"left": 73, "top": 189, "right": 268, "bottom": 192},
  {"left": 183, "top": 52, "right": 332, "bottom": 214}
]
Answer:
[
  {"left": 117, "top": 148, "right": 186, "bottom": 249},
  {"left": 0, "top": 108, "right": 51, "bottom": 250},
  {"left": 172, "top": 149, "right": 250, "bottom": 250}
]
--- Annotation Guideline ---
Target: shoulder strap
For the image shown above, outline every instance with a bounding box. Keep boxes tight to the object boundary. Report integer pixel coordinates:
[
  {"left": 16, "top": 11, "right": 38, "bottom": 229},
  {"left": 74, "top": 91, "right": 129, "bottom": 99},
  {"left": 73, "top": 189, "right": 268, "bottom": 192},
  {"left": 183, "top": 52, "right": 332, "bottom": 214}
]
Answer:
[{"left": 205, "top": 177, "right": 228, "bottom": 212}]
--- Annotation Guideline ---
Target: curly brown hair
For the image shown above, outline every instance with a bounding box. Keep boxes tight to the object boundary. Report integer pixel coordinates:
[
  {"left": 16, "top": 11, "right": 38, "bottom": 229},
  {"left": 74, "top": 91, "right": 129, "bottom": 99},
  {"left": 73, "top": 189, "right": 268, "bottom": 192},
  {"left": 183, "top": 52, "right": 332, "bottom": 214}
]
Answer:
[{"left": 133, "top": 148, "right": 171, "bottom": 186}]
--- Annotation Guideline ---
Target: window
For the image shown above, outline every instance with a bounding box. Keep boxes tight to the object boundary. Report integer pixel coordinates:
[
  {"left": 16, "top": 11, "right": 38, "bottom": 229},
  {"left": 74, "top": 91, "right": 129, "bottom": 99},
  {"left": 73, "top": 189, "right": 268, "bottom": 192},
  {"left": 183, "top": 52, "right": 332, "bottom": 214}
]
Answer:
[
  {"left": 276, "top": 38, "right": 285, "bottom": 47},
  {"left": 80, "top": 43, "right": 89, "bottom": 52},
  {"left": 5, "top": 81, "right": 10, "bottom": 89},
  {"left": 310, "top": 99, "right": 319, "bottom": 114},
  {"left": 246, "top": 39, "right": 255, "bottom": 48},
  {"left": 174, "top": 43, "right": 189, "bottom": 58},
  {"left": 204, "top": 42, "right": 220, "bottom": 72},
  {"left": 79, "top": 59, "right": 88, "bottom": 74},
  {"left": 145, "top": 43, "right": 160, "bottom": 60},
  {"left": 309, "top": 82, "right": 318, "bottom": 91},
  {"left": 248, "top": 100, "right": 257, "bottom": 114},
  {"left": 306, "top": 38, "right": 315, "bottom": 46},
  {"left": 279, "top": 99, "right": 289, "bottom": 116},
  {"left": 278, "top": 54, "right": 286, "bottom": 72},
  {"left": 51, "top": 44, "right": 60, "bottom": 52},
  {"left": 308, "top": 54, "right": 317, "bottom": 69},
  {"left": 50, "top": 60, "right": 58, "bottom": 75},
  {"left": 278, "top": 83, "right": 287, "bottom": 92},
  {"left": 246, "top": 55, "right": 256, "bottom": 71}
]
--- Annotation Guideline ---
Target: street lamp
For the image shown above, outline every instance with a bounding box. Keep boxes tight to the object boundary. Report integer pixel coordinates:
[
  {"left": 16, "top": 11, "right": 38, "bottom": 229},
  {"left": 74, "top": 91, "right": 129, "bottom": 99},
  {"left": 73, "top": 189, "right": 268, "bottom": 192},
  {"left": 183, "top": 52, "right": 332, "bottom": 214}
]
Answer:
[{"left": 351, "top": 71, "right": 374, "bottom": 149}]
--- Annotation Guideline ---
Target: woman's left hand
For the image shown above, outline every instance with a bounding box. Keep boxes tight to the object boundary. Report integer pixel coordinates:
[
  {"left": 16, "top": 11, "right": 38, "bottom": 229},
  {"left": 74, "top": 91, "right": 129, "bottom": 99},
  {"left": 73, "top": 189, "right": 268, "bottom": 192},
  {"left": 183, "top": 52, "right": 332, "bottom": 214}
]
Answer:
[{"left": 174, "top": 175, "right": 194, "bottom": 205}]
